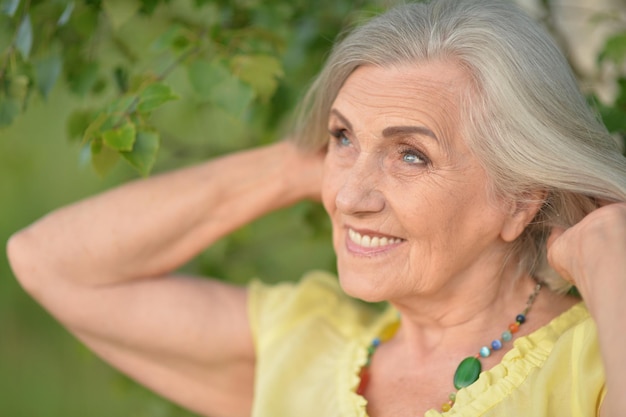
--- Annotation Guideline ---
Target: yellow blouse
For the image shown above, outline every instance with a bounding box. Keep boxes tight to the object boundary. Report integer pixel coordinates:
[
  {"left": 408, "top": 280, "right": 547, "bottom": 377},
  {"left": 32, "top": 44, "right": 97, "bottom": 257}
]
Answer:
[{"left": 248, "top": 270, "right": 605, "bottom": 417}]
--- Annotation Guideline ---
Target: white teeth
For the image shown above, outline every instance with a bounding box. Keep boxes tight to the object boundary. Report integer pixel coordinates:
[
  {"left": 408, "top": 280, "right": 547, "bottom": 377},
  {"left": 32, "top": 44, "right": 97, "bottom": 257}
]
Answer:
[{"left": 348, "top": 229, "right": 402, "bottom": 248}]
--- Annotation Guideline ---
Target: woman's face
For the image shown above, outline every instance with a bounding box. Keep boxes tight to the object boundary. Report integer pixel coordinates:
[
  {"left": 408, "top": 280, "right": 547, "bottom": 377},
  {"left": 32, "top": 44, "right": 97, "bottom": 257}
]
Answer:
[{"left": 322, "top": 62, "right": 517, "bottom": 303}]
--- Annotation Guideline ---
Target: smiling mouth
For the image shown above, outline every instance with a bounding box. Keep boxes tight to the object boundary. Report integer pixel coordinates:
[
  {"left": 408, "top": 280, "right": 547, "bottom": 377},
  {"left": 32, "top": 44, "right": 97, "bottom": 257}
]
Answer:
[{"left": 347, "top": 228, "right": 404, "bottom": 248}]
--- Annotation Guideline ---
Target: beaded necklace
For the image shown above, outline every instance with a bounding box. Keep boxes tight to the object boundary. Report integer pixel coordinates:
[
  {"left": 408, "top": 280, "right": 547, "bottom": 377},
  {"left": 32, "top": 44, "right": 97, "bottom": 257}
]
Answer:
[{"left": 356, "top": 282, "right": 542, "bottom": 412}]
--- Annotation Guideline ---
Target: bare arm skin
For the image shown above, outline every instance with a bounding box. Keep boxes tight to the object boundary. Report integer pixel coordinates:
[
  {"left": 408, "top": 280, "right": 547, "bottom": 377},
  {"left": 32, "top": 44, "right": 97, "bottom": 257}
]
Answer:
[
  {"left": 6, "top": 141, "right": 324, "bottom": 417},
  {"left": 547, "top": 202, "right": 626, "bottom": 417}
]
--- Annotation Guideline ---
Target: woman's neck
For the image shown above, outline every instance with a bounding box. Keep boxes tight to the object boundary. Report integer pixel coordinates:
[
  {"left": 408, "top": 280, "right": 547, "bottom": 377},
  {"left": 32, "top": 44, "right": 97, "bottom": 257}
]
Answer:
[{"left": 388, "top": 267, "right": 541, "bottom": 356}]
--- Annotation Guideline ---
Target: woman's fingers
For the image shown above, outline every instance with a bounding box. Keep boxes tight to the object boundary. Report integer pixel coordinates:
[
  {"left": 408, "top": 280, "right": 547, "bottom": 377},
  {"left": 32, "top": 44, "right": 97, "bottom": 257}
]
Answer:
[
  {"left": 546, "top": 202, "right": 626, "bottom": 291},
  {"left": 546, "top": 225, "right": 575, "bottom": 285},
  {"left": 546, "top": 226, "right": 566, "bottom": 251}
]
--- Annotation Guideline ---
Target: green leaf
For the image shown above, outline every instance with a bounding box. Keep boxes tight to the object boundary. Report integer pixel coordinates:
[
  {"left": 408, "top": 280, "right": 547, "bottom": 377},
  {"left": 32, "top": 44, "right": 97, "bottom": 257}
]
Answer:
[
  {"left": 1, "top": 0, "right": 19, "bottom": 17},
  {"left": 102, "top": 0, "right": 140, "bottom": 30},
  {"left": 137, "top": 82, "right": 178, "bottom": 113},
  {"left": 106, "top": 95, "right": 137, "bottom": 115},
  {"left": 188, "top": 60, "right": 229, "bottom": 98},
  {"left": 188, "top": 59, "right": 254, "bottom": 116},
  {"left": 7, "top": 74, "right": 29, "bottom": 101},
  {"left": 0, "top": 95, "right": 20, "bottom": 127},
  {"left": 66, "top": 109, "right": 95, "bottom": 142},
  {"left": 599, "top": 105, "right": 626, "bottom": 134},
  {"left": 599, "top": 31, "right": 626, "bottom": 64},
  {"left": 91, "top": 139, "right": 120, "bottom": 176},
  {"left": 151, "top": 24, "right": 184, "bottom": 52},
  {"left": 139, "top": 0, "right": 161, "bottom": 15},
  {"left": 15, "top": 14, "right": 32, "bottom": 59},
  {"left": 211, "top": 75, "right": 254, "bottom": 117},
  {"left": 34, "top": 51, "right": 63, "bottom": 99},
  {"left": 114, "top": 66, "right": 129, "bottom": 93},
  {"left": 121, "top": 129, "right": 160, "bottom": 176},
  {"left": 102, "top": 121, "right": 136, "bottom": 151},
  {"left": 83, "top": 112, "right": 109, "bottom": 143},
  {"left": 67, "top": 61, "right": 99, "bottom": 96},
  {"left": 615, "top": 77, "right": 626, "bottom": 108},
  {"left": 128, "top": 72, "right": 157, "bottom": 93},
  {"left": 231, "top": 54, "right": 284, "bottom": 101},
  {"left": 57, "top": 1, "right": 74, "bottom": 26},
  {"left": 66, "top": 2, "right": 98, "bottom": 38}
]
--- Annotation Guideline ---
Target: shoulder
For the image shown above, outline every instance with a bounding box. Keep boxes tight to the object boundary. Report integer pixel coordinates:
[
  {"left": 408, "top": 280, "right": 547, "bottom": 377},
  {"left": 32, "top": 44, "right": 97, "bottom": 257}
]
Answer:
[
  {"left": 513, "top": 301, "right": 600, "bottom": 372},
  {"left": 528, "top": 302, "right": 605, "bottom": 414},
  {"left": 538, "top": 301, "right": 598, "bottom": 354},
  {"left": 248, "top": 271, "right": 385, "bottom": 416},
  {"left": 449, "top": 302, "right": 604, "bottom": 417}
]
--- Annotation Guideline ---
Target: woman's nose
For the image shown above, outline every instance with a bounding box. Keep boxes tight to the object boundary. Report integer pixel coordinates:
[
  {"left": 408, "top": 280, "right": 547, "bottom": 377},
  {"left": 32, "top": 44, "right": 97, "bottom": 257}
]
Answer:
[{"left": 335, "top": 157, "right": 385, "bottom": 216}]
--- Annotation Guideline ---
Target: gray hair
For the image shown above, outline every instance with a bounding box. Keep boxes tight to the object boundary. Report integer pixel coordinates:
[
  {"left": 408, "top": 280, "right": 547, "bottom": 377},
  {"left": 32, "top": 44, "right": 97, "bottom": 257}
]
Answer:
[{"left": 294, "top": 0, "right": 626, "bottom": 292}]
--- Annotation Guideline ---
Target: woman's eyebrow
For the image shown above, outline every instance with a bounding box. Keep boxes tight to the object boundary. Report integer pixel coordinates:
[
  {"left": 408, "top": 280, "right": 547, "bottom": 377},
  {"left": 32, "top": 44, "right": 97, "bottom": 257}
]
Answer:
[
  {"left": 330, "top": 108, "right": 438, "bottom": 143},
  {"left": 329, "top": 109, "right": 353, "bottom": 131},
  {"left": 382, "top": 125, "right": 438, "bottom": 142}
]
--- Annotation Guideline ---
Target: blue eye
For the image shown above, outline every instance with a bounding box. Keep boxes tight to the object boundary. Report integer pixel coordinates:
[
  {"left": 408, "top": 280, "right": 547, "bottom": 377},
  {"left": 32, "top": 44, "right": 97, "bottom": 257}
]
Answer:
[
  {"left": 330, "top": 129, "right": 352, "bottom": 147},
  {"left": 402, "top": 151, "right": 425, "bottom": 164}
]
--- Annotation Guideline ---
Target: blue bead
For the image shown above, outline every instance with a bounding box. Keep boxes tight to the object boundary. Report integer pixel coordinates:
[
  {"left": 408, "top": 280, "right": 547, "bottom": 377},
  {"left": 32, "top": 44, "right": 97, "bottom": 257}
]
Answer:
[
  {"left": 372, "top": 337, "right": 381, "bottom": 347},
  {"left": 516, "top": 314, "right": 526, "bottom": 324},
  {"left": 502, "top": 330, "right": 513, "bottom": 342},
  {"left": 479, "top": 346, "right": 491, "bottom": 358},
  {"left": 491, "top": 339, "right": 503, "bottom": 350}
]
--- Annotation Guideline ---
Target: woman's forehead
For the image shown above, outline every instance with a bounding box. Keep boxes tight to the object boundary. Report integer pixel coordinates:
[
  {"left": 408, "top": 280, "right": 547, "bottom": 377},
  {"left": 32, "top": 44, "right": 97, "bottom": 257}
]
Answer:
[{"left": 331, "top": 62, "right": 470, "bottom": 140}]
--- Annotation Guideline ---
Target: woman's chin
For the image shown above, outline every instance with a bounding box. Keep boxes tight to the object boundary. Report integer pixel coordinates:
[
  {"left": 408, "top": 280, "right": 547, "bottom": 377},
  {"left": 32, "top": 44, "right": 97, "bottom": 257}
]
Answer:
[{"left": 337, "top": 271, "right": 388, "bottom": 303}]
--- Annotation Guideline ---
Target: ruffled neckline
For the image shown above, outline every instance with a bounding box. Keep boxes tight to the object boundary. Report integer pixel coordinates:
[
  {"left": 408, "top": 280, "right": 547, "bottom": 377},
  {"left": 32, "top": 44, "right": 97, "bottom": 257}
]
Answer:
[
  {"left": 342, "top": 301, "right": 590, "bottom": 416},
  {"left": 342, "top": 305, "right": 398, "bottom": 416}
]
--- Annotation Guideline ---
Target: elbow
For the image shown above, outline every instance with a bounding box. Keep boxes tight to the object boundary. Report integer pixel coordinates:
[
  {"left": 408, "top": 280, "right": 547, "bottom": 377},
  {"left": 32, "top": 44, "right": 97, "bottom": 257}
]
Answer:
[{"left": 6, "top": 228, "right": 46, "bottom": 297}]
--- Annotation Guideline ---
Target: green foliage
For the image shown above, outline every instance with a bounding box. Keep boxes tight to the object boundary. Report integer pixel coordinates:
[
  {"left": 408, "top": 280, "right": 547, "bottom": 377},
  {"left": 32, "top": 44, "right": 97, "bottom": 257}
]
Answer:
[
  {"left": 596, "top": 28, "right": 626, "bottom": 143},
  {"left": 73, "top": 79, "right": 176, "bottom": 175},
  {"left": 1, "top": 0, "right": 624, "bottom": 175},
  {"left": 232, "top": 53, "right": 284, "bottom": 102},
  {"left": 0, "top": 0, "right": 386, "bottom": 175},
  {"left": 596, "top": 78, "right": 626, "bottom": 139},
  {"left": 599, "top": 31, "right": 626, "bottom": 65},
  {"left": 122, "top": 129, "right": 160, "bottom": 174},
  {"left": 15, "top": 13, "right": 32, "bottom": 58}
]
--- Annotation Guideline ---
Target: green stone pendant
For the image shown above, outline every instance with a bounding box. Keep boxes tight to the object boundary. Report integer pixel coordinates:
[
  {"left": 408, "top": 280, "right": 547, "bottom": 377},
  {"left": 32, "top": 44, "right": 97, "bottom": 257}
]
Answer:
[{"left": 453, "top": 357, "right": 482, "bottom": 390}]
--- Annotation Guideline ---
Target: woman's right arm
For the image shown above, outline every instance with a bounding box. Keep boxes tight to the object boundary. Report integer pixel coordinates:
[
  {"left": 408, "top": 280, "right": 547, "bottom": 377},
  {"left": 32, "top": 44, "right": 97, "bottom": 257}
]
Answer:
[
  {"left": 6, "top": 140, "right": 324, "bottom": 417},
  {"left": 547, "top": 203, "right": 626, "bottom": 417}
]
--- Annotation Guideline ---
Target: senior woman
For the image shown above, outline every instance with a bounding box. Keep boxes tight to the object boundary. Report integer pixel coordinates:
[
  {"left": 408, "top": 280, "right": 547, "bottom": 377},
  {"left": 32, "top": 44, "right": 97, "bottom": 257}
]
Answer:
[{"left": 7, "top": 0, "right": 626, "bottom": 416}]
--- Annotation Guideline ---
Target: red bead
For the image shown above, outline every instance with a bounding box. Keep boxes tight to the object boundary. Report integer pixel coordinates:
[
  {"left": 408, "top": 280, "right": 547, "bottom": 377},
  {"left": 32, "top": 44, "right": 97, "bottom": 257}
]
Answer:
[
  {"left": 509, "top": 322, "right": 520, "bottom": 333},
  {"left": 356, "top": 367, "right": 370, "bottom": 395}
]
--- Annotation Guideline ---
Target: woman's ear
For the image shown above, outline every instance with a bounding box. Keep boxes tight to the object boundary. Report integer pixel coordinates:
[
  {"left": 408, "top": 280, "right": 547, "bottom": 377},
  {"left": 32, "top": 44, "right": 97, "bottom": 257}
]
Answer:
[{"left": 500, "top": 191, "right": 547, "bottom": 242}]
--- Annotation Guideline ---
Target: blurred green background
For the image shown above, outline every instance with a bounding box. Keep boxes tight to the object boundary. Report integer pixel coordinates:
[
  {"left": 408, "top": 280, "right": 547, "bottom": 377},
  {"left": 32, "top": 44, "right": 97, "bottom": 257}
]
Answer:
[{"left": 1, "top": 0, "right": 625, "bottom": 416}]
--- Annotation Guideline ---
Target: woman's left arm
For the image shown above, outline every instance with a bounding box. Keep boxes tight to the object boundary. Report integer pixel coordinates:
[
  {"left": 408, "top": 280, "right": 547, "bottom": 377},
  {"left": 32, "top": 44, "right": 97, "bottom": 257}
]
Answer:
[{"left": 547, "top": 202, "right": 626, "bottom": 417}]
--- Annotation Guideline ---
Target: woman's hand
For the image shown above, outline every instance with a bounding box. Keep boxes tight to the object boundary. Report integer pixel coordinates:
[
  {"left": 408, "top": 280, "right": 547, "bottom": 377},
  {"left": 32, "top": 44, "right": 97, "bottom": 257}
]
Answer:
[
  {"left": 547, "top": 202, "right": 626, "bottom": 417},
  {"left": 547, "top": 202, "right": 626, "bottom": 312}
]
